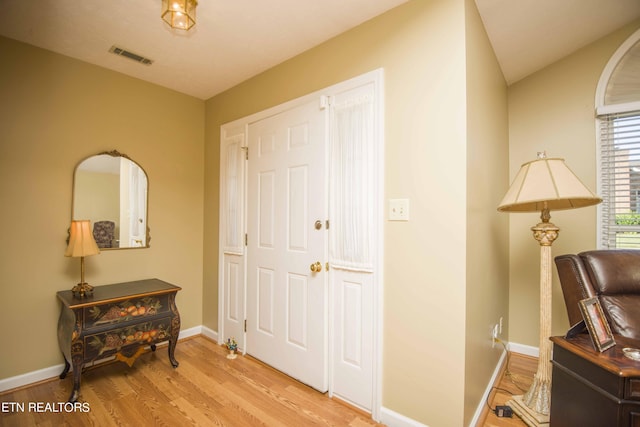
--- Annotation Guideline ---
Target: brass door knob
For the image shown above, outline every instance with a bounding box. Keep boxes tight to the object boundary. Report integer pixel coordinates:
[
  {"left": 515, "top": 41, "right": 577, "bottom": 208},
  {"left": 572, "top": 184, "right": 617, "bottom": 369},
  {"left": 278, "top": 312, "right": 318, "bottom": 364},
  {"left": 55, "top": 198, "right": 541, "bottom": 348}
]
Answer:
[{"left": 310, "top": 261, "right": 322, "bottom": 273}]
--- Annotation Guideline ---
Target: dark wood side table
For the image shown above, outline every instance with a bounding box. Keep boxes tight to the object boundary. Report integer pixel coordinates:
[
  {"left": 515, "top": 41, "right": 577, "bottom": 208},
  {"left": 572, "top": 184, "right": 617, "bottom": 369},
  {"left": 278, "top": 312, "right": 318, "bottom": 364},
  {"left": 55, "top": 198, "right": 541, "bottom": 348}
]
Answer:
[
  {"left": 57, "top": 279, "right": 181, "bottom": 402},
  {"left": 550, "top": 334, "right": 640, "bottom": 427}
]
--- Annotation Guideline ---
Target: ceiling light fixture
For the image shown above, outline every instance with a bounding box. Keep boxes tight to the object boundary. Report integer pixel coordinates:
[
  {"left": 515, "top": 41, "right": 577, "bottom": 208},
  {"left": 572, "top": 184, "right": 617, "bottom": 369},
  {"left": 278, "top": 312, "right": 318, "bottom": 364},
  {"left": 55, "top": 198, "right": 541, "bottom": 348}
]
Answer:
[{"left": 161, "top": 0, "right": 197, "bottom": 31}]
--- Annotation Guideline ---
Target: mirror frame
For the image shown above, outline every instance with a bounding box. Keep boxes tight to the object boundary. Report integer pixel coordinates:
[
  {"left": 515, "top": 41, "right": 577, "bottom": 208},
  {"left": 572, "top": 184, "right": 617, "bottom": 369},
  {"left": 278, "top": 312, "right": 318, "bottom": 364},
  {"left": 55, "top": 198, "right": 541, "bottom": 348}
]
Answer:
[{"left": 71, "top": 150, "right": 151, "bottom": 250}]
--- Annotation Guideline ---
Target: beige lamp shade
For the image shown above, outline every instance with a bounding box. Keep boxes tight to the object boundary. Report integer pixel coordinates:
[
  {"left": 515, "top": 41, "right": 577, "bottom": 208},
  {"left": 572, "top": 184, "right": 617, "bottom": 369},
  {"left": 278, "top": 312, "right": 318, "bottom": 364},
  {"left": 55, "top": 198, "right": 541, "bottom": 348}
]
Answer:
[
  {"left": 65, "top": 220, "right": 100, "bottom": 258},
  {"left": 497, "top": 156, "right": 602, "bottom": 213}
]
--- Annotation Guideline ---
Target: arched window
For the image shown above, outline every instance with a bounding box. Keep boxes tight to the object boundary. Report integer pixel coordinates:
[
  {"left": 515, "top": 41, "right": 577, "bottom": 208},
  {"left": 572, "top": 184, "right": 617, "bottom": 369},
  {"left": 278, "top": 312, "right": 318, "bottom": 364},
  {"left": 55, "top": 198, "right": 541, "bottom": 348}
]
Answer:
[{"left": 596, "top": 28, "right": 640, "bottom": 249}]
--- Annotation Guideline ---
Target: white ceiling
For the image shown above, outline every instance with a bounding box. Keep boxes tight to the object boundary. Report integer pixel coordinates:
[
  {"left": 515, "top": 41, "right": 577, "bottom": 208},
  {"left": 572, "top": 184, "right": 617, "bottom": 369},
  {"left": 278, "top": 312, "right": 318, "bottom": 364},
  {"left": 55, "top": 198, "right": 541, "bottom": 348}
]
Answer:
[
  {"left": 0, "top": 0, "right": 639, "bottom": 99},
  {"left": 476, "top": 0, "right": 640, "bottom": 85}
]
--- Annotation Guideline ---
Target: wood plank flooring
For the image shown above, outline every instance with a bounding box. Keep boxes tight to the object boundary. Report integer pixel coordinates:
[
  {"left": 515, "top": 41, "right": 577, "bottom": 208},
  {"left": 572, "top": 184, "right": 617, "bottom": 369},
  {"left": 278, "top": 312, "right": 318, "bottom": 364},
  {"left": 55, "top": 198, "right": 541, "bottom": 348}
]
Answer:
[
  {"left": 0, "top": 336, "right": 381, "bottom": 427},
  {"left": 481, "top": 351, "right": 538, "bottom": 427},
  {"left": 1, "top": 336, "right": 539, "bottom": 427}
]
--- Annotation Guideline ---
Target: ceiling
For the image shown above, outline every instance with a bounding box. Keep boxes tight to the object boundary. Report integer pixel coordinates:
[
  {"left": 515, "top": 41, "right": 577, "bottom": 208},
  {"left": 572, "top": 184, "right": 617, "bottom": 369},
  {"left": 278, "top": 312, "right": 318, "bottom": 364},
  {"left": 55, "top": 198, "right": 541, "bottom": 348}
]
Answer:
[
  {"left": 0, "top": 0, "right": 639, "bottom": 100},
  {"left": 476, "top": 0, "right": 640, "bottom": 85}
]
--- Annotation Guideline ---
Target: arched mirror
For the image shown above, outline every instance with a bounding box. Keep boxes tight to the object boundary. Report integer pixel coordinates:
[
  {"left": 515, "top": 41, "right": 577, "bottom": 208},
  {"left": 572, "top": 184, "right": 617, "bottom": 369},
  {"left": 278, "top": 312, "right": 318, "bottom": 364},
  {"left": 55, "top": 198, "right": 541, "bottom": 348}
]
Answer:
[{"left": 72, "top": 150, "right": 150, "bottom": 249}]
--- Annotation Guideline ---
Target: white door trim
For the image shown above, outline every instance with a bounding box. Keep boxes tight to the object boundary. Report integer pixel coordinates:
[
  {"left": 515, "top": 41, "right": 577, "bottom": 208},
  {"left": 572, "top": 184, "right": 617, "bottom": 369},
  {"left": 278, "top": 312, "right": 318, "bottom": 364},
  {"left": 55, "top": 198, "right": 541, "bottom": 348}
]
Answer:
[{"left": 218, "top": 68, "right": 384, "bottom": 420}]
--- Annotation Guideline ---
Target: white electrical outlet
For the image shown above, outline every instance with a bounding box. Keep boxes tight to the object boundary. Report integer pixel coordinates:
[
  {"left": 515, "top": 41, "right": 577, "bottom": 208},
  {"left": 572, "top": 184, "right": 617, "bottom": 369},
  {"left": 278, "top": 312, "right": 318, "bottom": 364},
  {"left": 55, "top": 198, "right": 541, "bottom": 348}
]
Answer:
[
  {"left": 389, "top": 199, "right": 410, "bottom": 221},
  {"left": 491, "top": 324, "right": 499, "bottom": 348}
]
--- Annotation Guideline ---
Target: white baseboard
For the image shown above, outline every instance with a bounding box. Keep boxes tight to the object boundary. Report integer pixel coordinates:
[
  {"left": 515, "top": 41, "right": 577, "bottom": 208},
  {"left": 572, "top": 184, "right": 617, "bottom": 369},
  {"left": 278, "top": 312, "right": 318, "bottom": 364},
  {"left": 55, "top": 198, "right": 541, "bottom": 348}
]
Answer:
[
  {"left": 469, "top": 347, "right": 508, "bottom": 427},
  {"left": 0, "top": 364, "right": 67, "bottom": 394},
  {"left": 380, "top": 407, "right": 429, "bottom": 427},
  {"left": 201, "top": 326, "right": 218, "bottom": 342},
  {"left": 508, "top": 342, "right": 539, "bottom": 358},
  {"left": 0, "top": 325, "right": 217, "bottom": 393},
  {"left": 179, "top": 325, "right": 204, "bottom": 340}
]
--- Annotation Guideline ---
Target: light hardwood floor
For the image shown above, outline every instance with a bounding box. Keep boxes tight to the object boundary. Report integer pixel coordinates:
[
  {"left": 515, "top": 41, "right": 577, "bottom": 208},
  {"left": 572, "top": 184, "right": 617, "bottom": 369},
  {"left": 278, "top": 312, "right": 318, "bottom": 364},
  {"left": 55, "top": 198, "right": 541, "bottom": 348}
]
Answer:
[
  {"left": 0, "top": 336, "right": 381, "bottom": 426},
  {"left": 1, "top": 336, "right": 538, "bottom": 427},
  {"left": 481, "top": 351, "right": 538, "bottom": 427}
]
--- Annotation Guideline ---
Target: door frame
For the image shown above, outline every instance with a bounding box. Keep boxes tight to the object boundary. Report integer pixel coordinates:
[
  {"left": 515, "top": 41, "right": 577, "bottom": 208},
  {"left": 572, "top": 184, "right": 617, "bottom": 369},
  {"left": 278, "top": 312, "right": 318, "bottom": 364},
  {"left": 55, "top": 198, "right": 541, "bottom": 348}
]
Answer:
[{"left": 218, "top": 69, "right": 384, "bottom": 420}]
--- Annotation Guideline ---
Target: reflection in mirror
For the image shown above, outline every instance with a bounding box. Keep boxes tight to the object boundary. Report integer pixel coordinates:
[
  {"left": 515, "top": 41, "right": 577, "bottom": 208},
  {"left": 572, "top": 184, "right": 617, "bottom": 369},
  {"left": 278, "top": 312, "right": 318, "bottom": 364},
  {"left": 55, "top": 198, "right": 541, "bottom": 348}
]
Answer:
[{"left": 72, "top": 150, "right": 149, "bottom": 249}]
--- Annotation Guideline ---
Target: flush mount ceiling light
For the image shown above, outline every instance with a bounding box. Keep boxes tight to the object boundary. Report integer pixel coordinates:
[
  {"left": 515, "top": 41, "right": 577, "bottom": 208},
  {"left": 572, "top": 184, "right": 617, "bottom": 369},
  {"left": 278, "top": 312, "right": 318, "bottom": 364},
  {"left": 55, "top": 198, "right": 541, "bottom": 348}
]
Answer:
[{"left": 161, "top": 0, "right": 197, "bottom": 31}]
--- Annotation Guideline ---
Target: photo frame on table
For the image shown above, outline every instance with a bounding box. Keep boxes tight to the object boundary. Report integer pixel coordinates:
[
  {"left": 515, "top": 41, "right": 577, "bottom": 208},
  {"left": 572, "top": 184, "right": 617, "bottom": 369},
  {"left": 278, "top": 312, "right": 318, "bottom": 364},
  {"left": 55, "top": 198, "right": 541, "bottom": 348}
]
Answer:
[{"left": 578, "top": 297, "right": 616, "bottom": 352}]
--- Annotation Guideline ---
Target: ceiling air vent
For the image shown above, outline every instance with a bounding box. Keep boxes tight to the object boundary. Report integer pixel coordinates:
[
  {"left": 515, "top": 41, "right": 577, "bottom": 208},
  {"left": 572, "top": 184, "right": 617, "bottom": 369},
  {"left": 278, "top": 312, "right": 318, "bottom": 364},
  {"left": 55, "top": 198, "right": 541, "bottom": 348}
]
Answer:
[{"left": 109, "top": 45, "right": 154, "bottom": 65}]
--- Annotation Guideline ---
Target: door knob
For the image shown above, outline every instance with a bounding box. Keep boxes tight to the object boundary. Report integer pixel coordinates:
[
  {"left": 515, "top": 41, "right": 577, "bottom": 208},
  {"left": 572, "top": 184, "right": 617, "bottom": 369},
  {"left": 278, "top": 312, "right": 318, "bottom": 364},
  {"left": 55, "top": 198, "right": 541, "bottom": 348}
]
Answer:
[{"left": 310, "top": 261, "right": 322, "bottom": 273}]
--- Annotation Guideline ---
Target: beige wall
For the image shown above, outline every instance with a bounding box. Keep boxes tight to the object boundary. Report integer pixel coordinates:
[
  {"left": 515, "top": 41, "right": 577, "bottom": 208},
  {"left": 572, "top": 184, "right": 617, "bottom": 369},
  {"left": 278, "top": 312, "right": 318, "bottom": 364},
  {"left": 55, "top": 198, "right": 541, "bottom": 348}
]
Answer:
[
  {"left": 507, "top": 20, "right": 640, "bottom": 346},
  {"left": 13, "top": 0, "right": 634, "bottom": 423},
  {"left": 0, "top": 37, "right": 205, "bottom": 379},
  {"left": 463, "top": 0, "right": 510, "bottom": 423},
  {"left": 74, "top": 170, "right": 120, "bottom": 228},
  {"left": 204, "top": 0, "right": 507, "bottom": 425}
]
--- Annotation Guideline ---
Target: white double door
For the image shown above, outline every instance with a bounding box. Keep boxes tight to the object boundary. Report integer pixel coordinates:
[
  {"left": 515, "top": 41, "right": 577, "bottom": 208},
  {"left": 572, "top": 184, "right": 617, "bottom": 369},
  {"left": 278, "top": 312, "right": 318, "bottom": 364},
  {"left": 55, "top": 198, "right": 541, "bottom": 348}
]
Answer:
[{"left": 246, "top": 99, "right": 328, "bottom": 392}]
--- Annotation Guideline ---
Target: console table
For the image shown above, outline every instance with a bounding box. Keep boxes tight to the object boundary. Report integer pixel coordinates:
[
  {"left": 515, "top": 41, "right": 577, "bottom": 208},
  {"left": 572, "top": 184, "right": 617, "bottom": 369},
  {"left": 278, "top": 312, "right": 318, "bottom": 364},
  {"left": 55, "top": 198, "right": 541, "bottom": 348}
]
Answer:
[
  {"left": 57, "top": 279, "right": 181, "bottom": 402},
  {"left": 550, "top": 334, "right": 640, "bottom": 427}
]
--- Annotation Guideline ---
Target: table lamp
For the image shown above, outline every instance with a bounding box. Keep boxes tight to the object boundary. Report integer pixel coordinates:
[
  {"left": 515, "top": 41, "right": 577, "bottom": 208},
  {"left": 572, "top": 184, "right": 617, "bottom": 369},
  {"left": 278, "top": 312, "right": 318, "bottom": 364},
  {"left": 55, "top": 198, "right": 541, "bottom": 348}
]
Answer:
[{"left": 65, "top": 220, "right": 101, "bottom": 297}]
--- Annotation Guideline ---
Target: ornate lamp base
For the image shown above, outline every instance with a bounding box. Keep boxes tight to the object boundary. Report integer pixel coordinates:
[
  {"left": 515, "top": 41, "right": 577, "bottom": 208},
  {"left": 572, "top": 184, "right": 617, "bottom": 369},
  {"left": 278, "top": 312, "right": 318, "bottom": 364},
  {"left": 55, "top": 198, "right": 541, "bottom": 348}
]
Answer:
[
  {"left": 71, "top": 282, "right": 94, "bottom": 298},
  {"left": 508, "top": 396, "right": 550, "bottom": 427}
]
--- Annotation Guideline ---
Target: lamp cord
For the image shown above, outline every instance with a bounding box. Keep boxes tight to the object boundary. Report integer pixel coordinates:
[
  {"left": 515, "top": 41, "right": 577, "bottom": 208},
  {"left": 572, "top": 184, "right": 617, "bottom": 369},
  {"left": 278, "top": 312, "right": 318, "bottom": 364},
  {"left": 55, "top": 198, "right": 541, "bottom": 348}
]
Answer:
[{"left": 485, "top": 338, "right": 531, "bottom": 412}]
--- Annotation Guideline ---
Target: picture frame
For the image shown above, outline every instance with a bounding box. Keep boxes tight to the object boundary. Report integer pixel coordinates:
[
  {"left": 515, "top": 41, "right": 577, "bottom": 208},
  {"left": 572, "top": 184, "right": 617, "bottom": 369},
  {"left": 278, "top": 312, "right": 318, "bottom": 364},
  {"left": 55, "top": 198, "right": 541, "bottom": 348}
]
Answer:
[{"left": 578, "top": 297, "right": 616, "bottom": 352}]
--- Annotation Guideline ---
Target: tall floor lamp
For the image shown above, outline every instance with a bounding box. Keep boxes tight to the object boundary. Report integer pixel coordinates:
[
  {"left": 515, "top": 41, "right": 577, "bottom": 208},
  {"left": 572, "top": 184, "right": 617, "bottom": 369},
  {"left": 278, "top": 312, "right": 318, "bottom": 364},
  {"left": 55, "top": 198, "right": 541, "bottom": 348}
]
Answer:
[{"left": 497, "top": 153, "right": 601, "bottom": 426}]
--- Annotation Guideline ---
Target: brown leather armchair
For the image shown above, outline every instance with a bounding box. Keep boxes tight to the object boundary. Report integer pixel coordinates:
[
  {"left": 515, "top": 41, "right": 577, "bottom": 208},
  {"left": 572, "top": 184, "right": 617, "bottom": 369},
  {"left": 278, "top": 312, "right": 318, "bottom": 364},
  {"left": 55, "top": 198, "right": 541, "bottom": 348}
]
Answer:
[{"left": 555, "top": 250, "right": 640, "bottom": 340}]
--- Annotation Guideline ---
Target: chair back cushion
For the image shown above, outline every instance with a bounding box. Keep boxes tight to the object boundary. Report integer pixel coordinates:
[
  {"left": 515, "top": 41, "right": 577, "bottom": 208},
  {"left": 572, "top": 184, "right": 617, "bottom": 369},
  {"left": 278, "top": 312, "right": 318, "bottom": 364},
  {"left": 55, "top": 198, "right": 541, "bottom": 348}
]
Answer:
[
  {"left": 93, "top": 220, "right": 116, "bottom": 248},
  {"left": 580, "top": 250, "right": 640, "bottom": 340},
  {"left": 555, "top": 254, "right": 596, "bottom": 326}
]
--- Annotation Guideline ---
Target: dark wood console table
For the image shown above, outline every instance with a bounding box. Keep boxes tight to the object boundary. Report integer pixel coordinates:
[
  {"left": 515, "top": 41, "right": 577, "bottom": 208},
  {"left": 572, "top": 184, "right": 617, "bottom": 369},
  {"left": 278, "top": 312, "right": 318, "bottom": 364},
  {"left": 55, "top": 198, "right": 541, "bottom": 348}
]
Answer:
[
  {"left": 57, "top": 279, "right": 181, "bottom": 402},
  {"left": 550, "top": 334, "right": 640, "bottom": 427}
]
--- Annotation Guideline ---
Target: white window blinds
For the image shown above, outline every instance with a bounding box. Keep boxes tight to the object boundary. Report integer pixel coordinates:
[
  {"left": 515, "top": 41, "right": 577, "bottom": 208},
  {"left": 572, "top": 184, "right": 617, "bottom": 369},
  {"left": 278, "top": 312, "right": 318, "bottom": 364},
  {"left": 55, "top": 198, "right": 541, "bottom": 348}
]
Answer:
[{"left": 599, "top": 110, "right": 640, "bottom": 249}]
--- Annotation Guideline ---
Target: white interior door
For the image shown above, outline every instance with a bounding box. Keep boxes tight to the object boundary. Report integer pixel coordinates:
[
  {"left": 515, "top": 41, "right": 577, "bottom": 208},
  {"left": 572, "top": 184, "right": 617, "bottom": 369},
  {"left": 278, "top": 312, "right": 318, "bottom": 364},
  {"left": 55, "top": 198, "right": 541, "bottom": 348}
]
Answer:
[
  {"left": 246, "top": 98, "right": 328, "bottom": 392},
  {"left": 220, "top": 131, "right": 246, "bottom": 351},
  {"left": 220, "top": 69, "right": 383, "bottom": 417},
  {"left": 119, "top": 159, "right": 147, "bottom": 247}
]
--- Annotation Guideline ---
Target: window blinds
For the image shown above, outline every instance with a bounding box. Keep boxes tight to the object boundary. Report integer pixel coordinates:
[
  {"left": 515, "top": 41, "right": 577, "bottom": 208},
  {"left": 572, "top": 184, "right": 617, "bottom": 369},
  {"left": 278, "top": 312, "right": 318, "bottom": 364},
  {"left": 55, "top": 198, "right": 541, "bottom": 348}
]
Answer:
[{"left": 599, "top": 110, "right": 640, "bottom": 249}]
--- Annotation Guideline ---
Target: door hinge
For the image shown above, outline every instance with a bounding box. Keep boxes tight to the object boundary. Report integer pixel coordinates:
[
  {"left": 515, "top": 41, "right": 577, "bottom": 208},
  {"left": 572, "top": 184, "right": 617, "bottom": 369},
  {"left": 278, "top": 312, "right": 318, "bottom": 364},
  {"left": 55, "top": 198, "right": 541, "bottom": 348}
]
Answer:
[
  {"left": 245, "top": 233, "right": 248, "bottom": 246},
  {"left": 320, "top": 95, "right": 334, "bottom": 109},
  {"left": 244, "top": 319, "right": 247, "bottom": 333},
  {"left": 320, "top": 95, "right": 329, "bottom": 110},
  {"left": 241, "top": 146, "right": 248, "bottom": 160}
]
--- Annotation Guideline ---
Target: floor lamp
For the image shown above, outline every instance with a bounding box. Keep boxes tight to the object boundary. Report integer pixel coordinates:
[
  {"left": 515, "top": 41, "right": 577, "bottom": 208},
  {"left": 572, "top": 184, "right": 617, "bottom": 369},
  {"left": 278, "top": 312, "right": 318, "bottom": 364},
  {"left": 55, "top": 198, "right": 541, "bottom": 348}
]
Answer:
[{"left": 497, "top": 153, "right": 601, "bottom": 426}]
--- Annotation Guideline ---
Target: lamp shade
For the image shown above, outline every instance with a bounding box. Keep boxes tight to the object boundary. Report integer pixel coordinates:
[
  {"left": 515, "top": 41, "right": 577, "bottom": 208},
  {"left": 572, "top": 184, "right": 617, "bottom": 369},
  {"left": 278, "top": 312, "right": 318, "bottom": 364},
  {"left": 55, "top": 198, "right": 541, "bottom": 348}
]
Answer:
[
  {"left": 497, "top": 156, "right": 602, "bottom": 213},
  {"left": 65, "top": 220, "right": 100, "bottom": 258}
]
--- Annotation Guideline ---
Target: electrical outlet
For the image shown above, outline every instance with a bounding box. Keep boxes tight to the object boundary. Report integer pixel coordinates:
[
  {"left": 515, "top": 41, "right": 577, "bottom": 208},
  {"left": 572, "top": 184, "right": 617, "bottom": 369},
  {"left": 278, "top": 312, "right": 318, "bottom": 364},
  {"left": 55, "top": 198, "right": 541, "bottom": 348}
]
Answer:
[
  {"left": 491, "top": 324, "right": 499, "bottom": 348},
  {"left": 389, "top": 199, "right": 410, "bottom": 221}
]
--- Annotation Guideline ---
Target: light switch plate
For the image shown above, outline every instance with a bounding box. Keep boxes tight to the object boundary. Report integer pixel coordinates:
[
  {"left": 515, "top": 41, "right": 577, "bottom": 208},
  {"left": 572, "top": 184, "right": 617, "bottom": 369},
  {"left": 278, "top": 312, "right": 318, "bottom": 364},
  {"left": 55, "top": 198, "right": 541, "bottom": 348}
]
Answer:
[{"left": 389, "top": 199, "right": 410, "bottom": 221}]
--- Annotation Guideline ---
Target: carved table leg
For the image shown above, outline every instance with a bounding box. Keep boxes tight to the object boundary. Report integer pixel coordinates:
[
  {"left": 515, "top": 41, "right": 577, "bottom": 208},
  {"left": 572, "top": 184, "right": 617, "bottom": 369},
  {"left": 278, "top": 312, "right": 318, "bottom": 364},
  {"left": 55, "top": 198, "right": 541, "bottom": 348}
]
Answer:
[
  {"left": 168, "top": 337, "right": 179, "bottom": 368},
  {"left": 168, "top": 294, "right": 180, "bottom": 368},
  {"left": 68, "top": 348, "right": 83, "bottom": 403},
  {"left": 59, "top": 358, "right": 71, "bottom": 379}
]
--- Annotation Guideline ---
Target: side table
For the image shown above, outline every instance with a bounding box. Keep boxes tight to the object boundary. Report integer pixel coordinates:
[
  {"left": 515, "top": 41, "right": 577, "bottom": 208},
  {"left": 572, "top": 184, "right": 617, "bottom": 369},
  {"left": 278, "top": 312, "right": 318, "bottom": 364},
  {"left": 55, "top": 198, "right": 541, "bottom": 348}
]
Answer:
[
  {"left": 57, "top": 278, "right": 181, "bottom": 402},
  {"left": 550, "top": 334, "right": 640, "bottom": 427}
]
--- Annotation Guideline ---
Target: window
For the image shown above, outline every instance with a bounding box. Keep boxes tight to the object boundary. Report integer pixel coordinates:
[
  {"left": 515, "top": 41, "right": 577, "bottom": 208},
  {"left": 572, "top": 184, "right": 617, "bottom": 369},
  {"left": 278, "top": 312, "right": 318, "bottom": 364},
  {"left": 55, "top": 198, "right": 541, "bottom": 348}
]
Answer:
[
  {"left": 599, "top": 111, "right": 640, "bottom": 248},
  {"left": 597, "top": 29, "right": 640, "bottom": 249}
]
